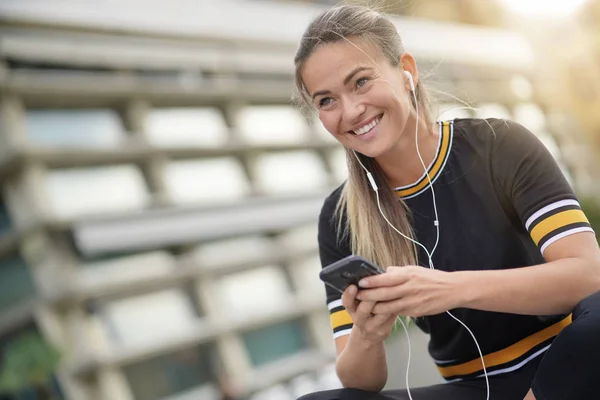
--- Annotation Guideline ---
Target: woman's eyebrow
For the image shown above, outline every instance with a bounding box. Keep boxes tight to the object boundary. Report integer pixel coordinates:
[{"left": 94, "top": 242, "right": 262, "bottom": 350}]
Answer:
[
  {"left": 311, "top": 66, "right": 373, "bottom": 100},
  {"left": 343, "top": 66, "right": 371, "bottom": 85}
]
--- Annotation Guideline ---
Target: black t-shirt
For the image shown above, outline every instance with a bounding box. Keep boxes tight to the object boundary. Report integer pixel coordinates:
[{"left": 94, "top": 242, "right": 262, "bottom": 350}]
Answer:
[{"left": 318, "top": 118, "right": 593, "bottom": 381}]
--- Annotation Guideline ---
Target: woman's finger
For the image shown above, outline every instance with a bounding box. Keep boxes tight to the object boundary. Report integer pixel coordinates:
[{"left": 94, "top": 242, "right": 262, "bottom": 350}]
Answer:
[
  {"left": 342, "top": 285, "right": 359, "bottom": 314},
  {"left": 353, "top": 298, "right": 376, "bottom": 326},
  {"left": 363, "top": 313, "right": 398, "bottom": 341},
  {"left": 357, "top": 285, "right": 406, "bottom": 302},
  {"left": 368, "top": 312, "right": 397, "bottom": 327},
  {"left": 358, "top": 267, "right": 413, "bottom": 289},
  {"left": 372, "top": 298, "right": 422, "bottom": 317}
]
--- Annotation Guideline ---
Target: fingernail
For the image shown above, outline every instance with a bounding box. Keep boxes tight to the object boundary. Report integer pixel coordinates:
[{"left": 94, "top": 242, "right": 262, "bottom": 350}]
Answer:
[{"left": 358, "top": 279, "right": 368, "bottom": 287}]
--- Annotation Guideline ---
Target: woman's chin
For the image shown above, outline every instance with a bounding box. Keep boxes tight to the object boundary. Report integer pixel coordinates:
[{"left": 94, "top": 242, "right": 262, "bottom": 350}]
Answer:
[{"left": 350, "top": 146, "right": 384, "bottom": 159}]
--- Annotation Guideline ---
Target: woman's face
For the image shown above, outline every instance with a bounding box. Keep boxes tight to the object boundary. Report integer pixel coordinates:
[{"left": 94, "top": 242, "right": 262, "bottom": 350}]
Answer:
[{"left": 301, "top": 38, "right": 416, "bottom": 158}]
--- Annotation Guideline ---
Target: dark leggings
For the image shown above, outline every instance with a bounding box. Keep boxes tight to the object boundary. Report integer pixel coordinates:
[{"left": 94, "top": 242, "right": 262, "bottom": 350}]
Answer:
[{"left": 299, "top": 290, "right": 600, "bottom": 400}]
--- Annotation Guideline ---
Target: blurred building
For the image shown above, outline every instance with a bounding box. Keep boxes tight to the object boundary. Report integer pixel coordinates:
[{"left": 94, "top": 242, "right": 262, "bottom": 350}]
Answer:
[{"left": 0, "top": 1, "right": 597, "bottom": 399}]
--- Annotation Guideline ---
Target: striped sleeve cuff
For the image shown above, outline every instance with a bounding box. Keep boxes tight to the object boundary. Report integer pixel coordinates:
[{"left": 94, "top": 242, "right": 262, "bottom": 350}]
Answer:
[
  {"left": 525, "top": 199, "right": 594, "bottom": 254},
  {"left": 328, "top": 299, "right": 353, "bottom": 339}
]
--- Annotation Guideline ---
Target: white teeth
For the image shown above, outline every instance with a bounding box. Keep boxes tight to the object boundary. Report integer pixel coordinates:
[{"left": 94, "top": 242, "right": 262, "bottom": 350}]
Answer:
[{"left": 354, "top": 117, "right": 380, "bottom": 135}]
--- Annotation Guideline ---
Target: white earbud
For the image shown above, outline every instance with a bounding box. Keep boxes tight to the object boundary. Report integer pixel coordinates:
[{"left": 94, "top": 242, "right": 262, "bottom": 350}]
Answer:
[{"left": 404, "top": 71, "right": 415, "bottom": 92}]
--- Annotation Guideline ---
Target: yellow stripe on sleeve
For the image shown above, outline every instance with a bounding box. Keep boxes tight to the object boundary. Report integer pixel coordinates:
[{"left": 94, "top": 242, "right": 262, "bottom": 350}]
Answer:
[
  {"left": 530, "top": 210, "right": 589, "bottom": 245},
  {"left": 330, "top": 309, "right": 353, "bottom": 330}
]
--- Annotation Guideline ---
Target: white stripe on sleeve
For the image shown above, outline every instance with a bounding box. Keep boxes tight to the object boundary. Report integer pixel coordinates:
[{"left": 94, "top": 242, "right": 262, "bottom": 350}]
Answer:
[{"left": 525, "top": 199, "right": 579, "bottom": 230}]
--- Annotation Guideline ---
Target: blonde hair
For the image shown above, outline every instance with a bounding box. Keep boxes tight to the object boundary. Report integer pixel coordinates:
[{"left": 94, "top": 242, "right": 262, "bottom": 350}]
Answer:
[{"left": 294, "top": 4, "right": 436, "bottom": 270}]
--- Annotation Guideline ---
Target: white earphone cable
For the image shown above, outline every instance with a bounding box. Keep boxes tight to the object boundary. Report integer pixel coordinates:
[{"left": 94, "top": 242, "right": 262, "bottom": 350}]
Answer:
[{"left": 353, "top": 74, "right": 489, "bottom": 400}]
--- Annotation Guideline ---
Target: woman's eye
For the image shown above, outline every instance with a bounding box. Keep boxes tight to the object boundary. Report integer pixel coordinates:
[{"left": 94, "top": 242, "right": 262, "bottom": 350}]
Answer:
[
  {"left": 319, "top": 97, "right": 332, "bottom": 107},
  {"left": 356, "top": 77, "right": 368, "bottom": 87}
]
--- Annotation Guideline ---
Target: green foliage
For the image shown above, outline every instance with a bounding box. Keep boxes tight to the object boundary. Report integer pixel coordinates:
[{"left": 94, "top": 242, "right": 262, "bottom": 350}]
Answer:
[
  {"left": 0, "top": 331, "right": 61, "bottom": 396},
  {"left": 580, "top": 197, "right": 600, "bottom": 242},
  {"left": 390, "top": 315, "right": 413, "bottom": 337}
]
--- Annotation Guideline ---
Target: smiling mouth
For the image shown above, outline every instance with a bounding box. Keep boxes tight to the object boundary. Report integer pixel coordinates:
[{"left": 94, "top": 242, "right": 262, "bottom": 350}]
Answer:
[{"left": 350, "top": 114, "right": 383, "bottom": 135}]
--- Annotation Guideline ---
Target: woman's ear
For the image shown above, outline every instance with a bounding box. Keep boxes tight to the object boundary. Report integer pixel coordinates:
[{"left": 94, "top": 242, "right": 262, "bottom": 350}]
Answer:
[{"left": 400, "top": 52, "right": 419, "bottom": 89}]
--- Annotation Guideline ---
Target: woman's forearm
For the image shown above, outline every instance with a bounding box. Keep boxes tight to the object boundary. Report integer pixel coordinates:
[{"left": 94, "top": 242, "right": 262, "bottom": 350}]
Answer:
[
  {"left": 457, "top": 258, "right": 600, "bottom": 315},
  {"left": 336, "top": 329, "right": 388, "bottom": 391}
]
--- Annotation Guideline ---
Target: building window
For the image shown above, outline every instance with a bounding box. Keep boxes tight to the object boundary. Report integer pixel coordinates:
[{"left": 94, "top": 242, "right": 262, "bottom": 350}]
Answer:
[
  {"left": 122, "top": 345, "right": 216, "bottom": 400},
  {"left": 214, "top": 266, "right": 291, "bottom": 319},
  {"left": 252, "top": 151, "right": 328, "bottom": 195},
  {"left": 0, "top": 198, "right": 11, "bottom": 236},
  {"left": 99, "top": 289, "right": 202, "bottom": 349},
  {"left": 237, "top": 106, "right": 309, "bottom": 145},
  {"left": 242, "top": 319, "right": 309, "bottom": 367},
  {"left": 78, "top": 251, "right": 176, "bottom": 290},
  {"left": 25, "top": 109, "right": 125, "bottom": 148},
  {"left": 44, "top": 165, "right": 150, "bottom": 220},
  {"left": 190, "top": 235, "right": 274, "bottom": 267},
  {"left": 288, "top": 254, "right": 324, "bottom": 300},
  {"left": 329, "top": 147, "right": 348, "bottom": 184},
  {"left": 0, "top": 254, "right": 36, "bottom": 314},
  {"left": 163, "top": 158, "right": 250, "bottom": 205},
  {"left": 145, "top": 107, "right": 229, "bottom": 148}
]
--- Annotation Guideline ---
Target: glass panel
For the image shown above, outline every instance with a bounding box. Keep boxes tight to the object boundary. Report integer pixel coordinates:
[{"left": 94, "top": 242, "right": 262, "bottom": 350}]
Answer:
[
  {"left": 190, "top": 236, "right": 274, "bottom": 267},
  {"left": 276, "top": 223, "right": 318, "bottom": 253},
  {"left": 163, "top": 158, "right": 250, "bottom": 205},
  {"left": 145, "top": 108, "right": 229, "bottom": 148},
  {"left": 214, "top": 266, "right": 291, "bottom": 318},
  {"left": 0, "top": 199, "right": 11, "bottom": 236},
  {"left": 0, "top": 255, "right": 36, "bottom": 313},
  {"left": 79, "top": 251, "right": 176, "bottom": 290},
  {"left": 44, "top": 165, "right": 150, "bottom": 220},
  {"left": 312, "top": 118, "right": 336, "bottom": 143},
  {"left": 122, "top": 346, "right": 214, "bottom": 400},
  {"left": 288, "top": 254, "right": 324, "bottom": 300},
  {"left": 25, "top": 109, "right": 124, "bottom": 148},
  {"left": 242, "top": 319, "right": 308, "bottom": 367},
  {"left": 329, "top": 147, "right": 347, "bottom": 185},
  {"left": 253, "top": 151, "right": 328, "bottom": 195},
  {"left": 101, "top": 289, "right": 200, "bottom": 349},
  {"left": 237, "top": 106, "right": 309, "bottom": 145}
]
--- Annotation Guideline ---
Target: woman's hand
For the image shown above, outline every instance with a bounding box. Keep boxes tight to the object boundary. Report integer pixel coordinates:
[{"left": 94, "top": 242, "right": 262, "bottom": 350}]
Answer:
[
  {"left": 342, "top": 284, "right": 398, "bottom": 344},
  {"left": 356, "top": 266, "right": 463, "bottom": 317}
]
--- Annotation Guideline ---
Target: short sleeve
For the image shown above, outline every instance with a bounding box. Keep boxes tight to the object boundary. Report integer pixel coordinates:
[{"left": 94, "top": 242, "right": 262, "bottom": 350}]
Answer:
[
  {"left": 318, "top": 187, "right": 354, "bottom": 339},
  {"left": 490, "top": 119, "right": 594, "bottom": 255}
]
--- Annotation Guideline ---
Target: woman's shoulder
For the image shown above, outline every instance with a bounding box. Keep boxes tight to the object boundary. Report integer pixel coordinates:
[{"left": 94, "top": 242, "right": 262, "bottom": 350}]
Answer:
[
  {"left": 448, "top": 117, "right": 539, "bottom": 156},
  {"left": 451, "top": 117, "right": 530, "bottom": 141}
]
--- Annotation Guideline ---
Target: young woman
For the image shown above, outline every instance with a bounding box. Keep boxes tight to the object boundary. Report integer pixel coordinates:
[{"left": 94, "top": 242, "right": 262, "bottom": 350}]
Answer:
[{"left": 294, "top": 4, "right": 600, "bottom": 400}]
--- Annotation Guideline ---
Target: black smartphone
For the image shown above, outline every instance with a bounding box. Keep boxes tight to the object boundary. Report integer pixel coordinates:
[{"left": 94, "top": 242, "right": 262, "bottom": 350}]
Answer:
[{"left": 319, "top": 255, "right": 384, "bottom": 294}]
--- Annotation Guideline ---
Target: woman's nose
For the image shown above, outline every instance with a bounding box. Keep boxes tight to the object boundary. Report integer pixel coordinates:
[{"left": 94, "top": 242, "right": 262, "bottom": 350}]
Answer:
[{"left": 342, "top": 99, "right": 366, "bottom": 123}]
